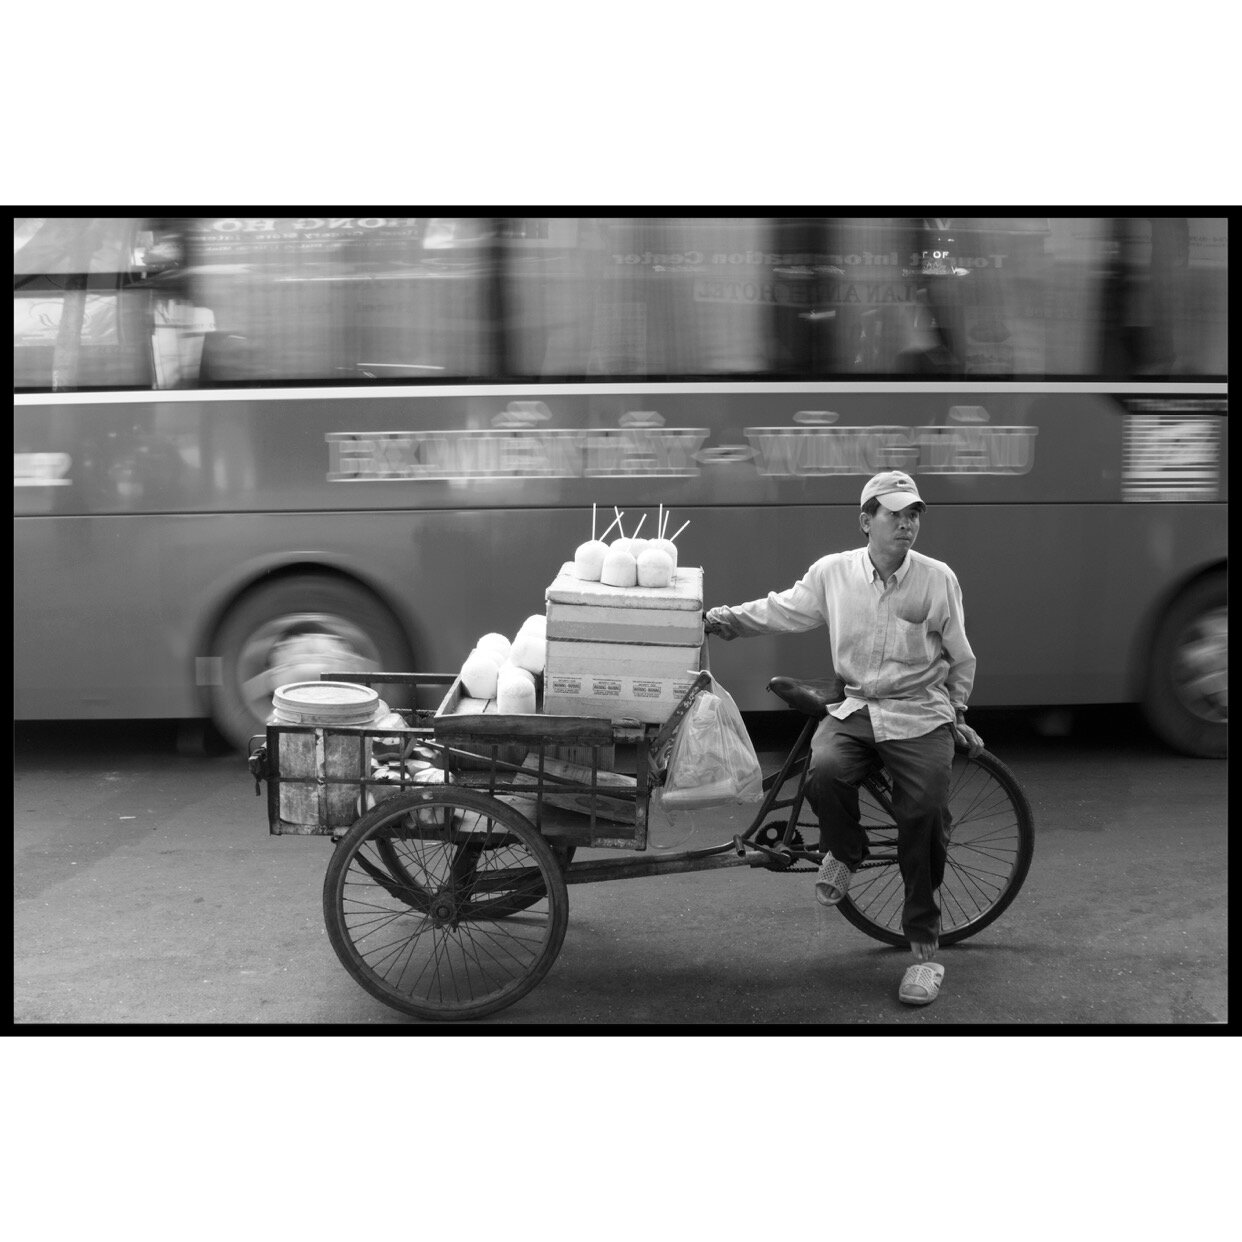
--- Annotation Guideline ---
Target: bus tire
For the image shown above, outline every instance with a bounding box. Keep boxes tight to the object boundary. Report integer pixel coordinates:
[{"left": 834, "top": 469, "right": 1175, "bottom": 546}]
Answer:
[
  {"left": 207, "top": 573, "right": 413, "bottom": 753},
  {"left": 1141, "top": 573, "right": 1227, "bottom": 758}
]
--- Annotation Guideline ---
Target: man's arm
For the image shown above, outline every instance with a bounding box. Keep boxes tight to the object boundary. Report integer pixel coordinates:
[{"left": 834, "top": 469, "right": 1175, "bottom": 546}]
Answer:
[
  {"left": 943, "top": 568, "right": 982, "bottom": 755},
  {"left": 704, "top": 564, "right": 829, "bottom": 641}
]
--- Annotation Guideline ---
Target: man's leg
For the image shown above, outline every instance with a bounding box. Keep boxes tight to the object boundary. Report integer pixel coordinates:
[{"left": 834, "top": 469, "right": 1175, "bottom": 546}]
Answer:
[
  {"left": 805, "top": 710, "right": 882, "bottom": 870},
  {"left": 875, "top": 724, "right": 955, "bottom": 955}
]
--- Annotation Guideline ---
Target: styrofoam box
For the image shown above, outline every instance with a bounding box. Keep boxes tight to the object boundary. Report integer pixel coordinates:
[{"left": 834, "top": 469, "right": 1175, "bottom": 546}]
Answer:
[
  {"left": 546, "top": 638, "right": 700, "bottom": 680},
  {"left": 545, "top": 564, "right": 703, "bottom": 646}
]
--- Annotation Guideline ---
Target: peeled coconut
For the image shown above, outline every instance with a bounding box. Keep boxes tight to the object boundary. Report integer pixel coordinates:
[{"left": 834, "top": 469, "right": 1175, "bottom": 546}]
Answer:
[
  {"left": 573, "top": 539, "right": 609, "bottom": 581},
  {"left": 650, "top": 537, "right": 678, "bottom": 572},
  {"left": 460, "top": 647, "right": 502, "bottom": 698},
  {"left": 476, "top": 632, "right": 512, "bottom": 661},
  {"left": 510, "top": 615, "right": 547, "bottom": 674},
  {"left": 497, "top": 662, "right": 537, "bottom": 714},
  {"left": 600, "top": 546, "right": 638, "bottom": 587},
  {"left": 628, "top": 538, "right": 650, "bottom": 558},
  {"left": 636, "top": 546, "right": 674, "bottom": 588},
  {"left": 499, "top": 661, "right": 536, "bottom": 687}
]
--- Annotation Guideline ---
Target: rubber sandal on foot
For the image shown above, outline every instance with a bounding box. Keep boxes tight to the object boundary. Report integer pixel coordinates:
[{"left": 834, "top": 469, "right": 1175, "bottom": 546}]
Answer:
[
  {"left": 815, "top": 855, "right": 852, "bottom": 907},
  {"left": 899, "top": 961, "right": 945, "bottom": 1006}
]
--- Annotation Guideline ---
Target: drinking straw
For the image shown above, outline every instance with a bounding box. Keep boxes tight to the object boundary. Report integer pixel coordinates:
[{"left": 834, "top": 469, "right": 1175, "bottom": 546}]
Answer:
[
  {"left": 670, "top": 520, "right": 690, "bottom": 542},
  {"left": 600, "top": 511, "right": 624, "bottom": 540},
  {"left": 632, "top": 514, "right": 647, "bottom": 539},
  {"left": 592, "top": 503, "right": 596, "bottom": 541},
  {"left": 658, "top": 504, "right": 663, "bottom": 542}
]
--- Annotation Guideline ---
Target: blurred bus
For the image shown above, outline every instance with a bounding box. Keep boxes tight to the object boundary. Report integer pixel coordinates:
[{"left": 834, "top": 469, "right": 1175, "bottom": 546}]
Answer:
[{"left": 13, "top": 216, "right": 1228, "bottom": 756}]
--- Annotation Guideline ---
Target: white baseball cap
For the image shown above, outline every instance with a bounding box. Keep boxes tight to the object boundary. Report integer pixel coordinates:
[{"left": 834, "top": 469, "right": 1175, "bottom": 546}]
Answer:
[{"left": 860, "top": 470, "right": 924, "bottom": 511}]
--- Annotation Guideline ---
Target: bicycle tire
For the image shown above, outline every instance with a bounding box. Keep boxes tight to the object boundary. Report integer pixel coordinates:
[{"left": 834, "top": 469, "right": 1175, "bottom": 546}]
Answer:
[
  {"left": 814, "top": 748, "right": 1034, "bottom": 948},
  {"left": 324, "top": 788, "right": 568, "bottom": 1020}
]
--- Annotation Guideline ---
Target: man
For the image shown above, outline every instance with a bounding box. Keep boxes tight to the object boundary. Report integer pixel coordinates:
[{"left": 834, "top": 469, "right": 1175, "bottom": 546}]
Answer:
[{"left": 704, "top": 470, "right": 983, "bottom": 1007}]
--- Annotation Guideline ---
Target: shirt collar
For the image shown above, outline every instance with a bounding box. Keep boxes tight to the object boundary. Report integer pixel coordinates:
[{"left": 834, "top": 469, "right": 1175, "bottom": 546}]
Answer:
[{"left": 861, "top": 546, "right": 915, "bottom": 586}]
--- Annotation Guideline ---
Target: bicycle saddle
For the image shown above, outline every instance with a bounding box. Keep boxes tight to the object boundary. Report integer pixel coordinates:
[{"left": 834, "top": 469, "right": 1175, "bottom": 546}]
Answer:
[{"left": 766, "top": 676, "right": 844, "bottom": 719}]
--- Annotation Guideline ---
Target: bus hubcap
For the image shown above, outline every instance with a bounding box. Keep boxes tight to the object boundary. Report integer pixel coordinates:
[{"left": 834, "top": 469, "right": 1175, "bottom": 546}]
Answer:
[{"left": 1171, "top": 606, "right": 1227, "bottom": 723}]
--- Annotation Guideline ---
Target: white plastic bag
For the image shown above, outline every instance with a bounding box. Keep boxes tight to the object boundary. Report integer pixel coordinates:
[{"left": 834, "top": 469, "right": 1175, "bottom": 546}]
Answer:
[{"left": 658, "top": 676, "right": 763, "bottom": 813}]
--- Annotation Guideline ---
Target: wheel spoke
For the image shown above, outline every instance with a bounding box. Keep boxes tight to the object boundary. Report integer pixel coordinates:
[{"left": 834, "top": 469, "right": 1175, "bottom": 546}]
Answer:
[{"left": 840, "top": 752, "right": 1032, "bottom": 945}]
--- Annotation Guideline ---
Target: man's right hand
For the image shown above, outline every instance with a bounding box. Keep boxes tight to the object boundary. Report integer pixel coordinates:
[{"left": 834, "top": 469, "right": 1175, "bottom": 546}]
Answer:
[{"left": 703, "top": 607, "right": 739, "bottom": 640}]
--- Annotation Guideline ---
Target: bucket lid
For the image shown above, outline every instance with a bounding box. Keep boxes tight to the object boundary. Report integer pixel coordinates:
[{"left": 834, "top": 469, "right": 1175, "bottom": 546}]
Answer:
[{"left": 272, "top": 681, "right": 381, "bottom": 724}]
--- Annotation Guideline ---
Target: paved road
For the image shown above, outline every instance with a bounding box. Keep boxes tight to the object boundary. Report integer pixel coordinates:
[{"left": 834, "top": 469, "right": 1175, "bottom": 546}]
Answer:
[{"left": 13, "top": 707, "right": 1227, "bottom": 1026}]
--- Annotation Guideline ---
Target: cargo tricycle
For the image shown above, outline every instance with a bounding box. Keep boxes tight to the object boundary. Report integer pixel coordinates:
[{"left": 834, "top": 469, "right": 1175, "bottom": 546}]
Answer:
[{"left": 248, "top": 667, "right": 1034, "bottom": 1021}]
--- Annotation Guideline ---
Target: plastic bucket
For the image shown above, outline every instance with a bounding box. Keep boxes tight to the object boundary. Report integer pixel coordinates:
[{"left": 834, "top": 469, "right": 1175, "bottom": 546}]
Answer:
[{"left": 269, "top": 682, "right": 384, "bottom": 827}]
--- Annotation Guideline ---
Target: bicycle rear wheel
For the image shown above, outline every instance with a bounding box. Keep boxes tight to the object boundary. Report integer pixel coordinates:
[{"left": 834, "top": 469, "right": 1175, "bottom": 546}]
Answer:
[
  {"left": 323, "top": 788, "right": 568, "bottom": 1020},
  {"left": 827, "top": 749, "right": 1034, "bottom": 948}
]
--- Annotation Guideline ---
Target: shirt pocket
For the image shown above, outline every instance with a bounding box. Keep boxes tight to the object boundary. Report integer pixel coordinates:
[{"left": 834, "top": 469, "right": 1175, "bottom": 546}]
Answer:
[{"left": 892, "top": 615, "right": 935, "bottom": 666}]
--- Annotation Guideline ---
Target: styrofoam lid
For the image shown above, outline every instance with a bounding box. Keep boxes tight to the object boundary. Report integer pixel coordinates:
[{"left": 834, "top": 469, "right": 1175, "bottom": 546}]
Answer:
[{"left": 272, "top": 681, "right": 380, "bottom": 723}]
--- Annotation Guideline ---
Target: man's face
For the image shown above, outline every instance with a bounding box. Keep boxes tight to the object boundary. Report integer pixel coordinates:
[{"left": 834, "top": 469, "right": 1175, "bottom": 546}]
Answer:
[{"left": 862, "top": 502, "right": 923, "bottom": 557}]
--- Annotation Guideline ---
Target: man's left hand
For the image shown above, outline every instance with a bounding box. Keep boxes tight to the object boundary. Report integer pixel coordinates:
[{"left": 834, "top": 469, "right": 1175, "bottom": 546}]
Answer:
[{"left": 952, "top": 721, "right": 985, "bottom": 758}]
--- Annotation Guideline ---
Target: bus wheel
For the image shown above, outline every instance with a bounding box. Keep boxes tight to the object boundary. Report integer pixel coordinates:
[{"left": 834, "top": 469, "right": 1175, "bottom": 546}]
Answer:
[
  {"left": 208, "top": 574, "right": 413, "bottom": 753},
  {"left": 1142, "top": 574, "right": 1227, "bottom": 758}
]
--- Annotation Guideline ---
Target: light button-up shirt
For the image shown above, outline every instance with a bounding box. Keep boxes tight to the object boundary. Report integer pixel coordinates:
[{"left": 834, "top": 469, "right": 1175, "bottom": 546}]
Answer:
[{"left": 710, "top": 546, "right": 976, "bottom": 742}]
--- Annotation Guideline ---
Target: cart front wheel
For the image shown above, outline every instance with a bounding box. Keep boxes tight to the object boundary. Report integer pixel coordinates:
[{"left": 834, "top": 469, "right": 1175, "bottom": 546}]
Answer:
[{"left": 324, "top": 788, "right": 568, "bottom": 1020}]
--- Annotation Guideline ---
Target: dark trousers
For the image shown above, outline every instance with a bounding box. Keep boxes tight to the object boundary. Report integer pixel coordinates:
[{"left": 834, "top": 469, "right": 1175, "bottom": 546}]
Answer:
[{"left": 805, "top": 710, "right": 954, "bottom": 945}]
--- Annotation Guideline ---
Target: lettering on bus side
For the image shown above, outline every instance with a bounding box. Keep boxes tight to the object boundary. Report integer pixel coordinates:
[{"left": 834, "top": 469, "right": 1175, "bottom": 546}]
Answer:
[
  {"left": 325, "top": 428, "right": 710, "bottom": 481},
  {"left": 743, "top": 425, "right": 1039, "bottom": 477}
]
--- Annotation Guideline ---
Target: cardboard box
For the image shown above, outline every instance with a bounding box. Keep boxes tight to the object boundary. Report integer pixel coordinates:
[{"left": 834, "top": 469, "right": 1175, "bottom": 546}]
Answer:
[{"left": 542, "top": 648, "right": 705, "bottom": 724}]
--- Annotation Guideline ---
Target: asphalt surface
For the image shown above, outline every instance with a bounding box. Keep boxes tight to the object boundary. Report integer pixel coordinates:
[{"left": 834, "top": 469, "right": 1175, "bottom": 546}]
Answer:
[{"left": 13, "top": 706, "right": 1228, "bottom": 1027}]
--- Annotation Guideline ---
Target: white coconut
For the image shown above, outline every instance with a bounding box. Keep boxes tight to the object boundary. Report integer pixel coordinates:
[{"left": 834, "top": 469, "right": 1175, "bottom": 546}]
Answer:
[
  {"left": 628, "top": 538, "right": 650, "bottom": 558},
  {"left": 650, "top": 537, "right": 678, "bottom": 571},
  {"left": 497, "top": 663, "right": 537, "bottom": 714},
  {"left": 636, "top": 546, "right": 674, "bottom": 588},
  {"left": 600, "top": 546, "right": 638, "bottom": 587},
  {"left": 573, "top": 539, "right": 609, "bottom": 581},
  {"left": 499, "top": 661, "right": 536, "bottom": 688},
  {"left": 476, "top": 632, "right": 512, "bottom": 661},
  {"left": 460, "top": 647, "right": 502, "bottom": 699},
  {"left": 510, "top": 615, "right": 547, "bottom": 674},
  {"left": 610, "top": 536, "right": 636, "bottom": 558}
]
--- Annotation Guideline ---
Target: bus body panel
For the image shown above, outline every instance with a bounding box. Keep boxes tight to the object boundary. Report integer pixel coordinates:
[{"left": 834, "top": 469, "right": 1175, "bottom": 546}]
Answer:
[{"left": 13, "top": 381, "right": 1227, "bottom": 720}]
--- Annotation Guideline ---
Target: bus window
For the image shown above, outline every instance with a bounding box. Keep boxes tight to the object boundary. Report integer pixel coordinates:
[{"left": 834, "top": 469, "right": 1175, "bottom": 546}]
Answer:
[
  {"left": 1095, "top": 216, "right": 1228, "bottom": 379},
  {"left": 772, "top": 218, "right": 1058, "bottom": 379},
  {"left": 502, "top": 218, "right": 785, "bottom": 379},
  {"left": 180, "top": 217, "right": 497, "bottom": 386},
  {"left": 14, "top": 217, "right": 156, "bottom": 391}
]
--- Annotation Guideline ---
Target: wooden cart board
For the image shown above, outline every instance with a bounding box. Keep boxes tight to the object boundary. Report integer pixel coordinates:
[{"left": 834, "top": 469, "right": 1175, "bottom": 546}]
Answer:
[
  {"left": 510, "top": 756, "right": 636, "bottom": 824},
  {"left": 545, "top": 564, "right": 704, "bottom": 645},
  {"left": 432, "top": 675, "right": 615, "bottom": 746}
]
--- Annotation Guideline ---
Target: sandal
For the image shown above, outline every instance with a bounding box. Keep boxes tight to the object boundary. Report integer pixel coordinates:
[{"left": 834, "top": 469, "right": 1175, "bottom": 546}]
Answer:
[
  {"left": 899, "top": 961, "right": 945, "bottom": 1006},
  {"left": 814, "top": 854, "right": 852, "bottom": 907}
]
